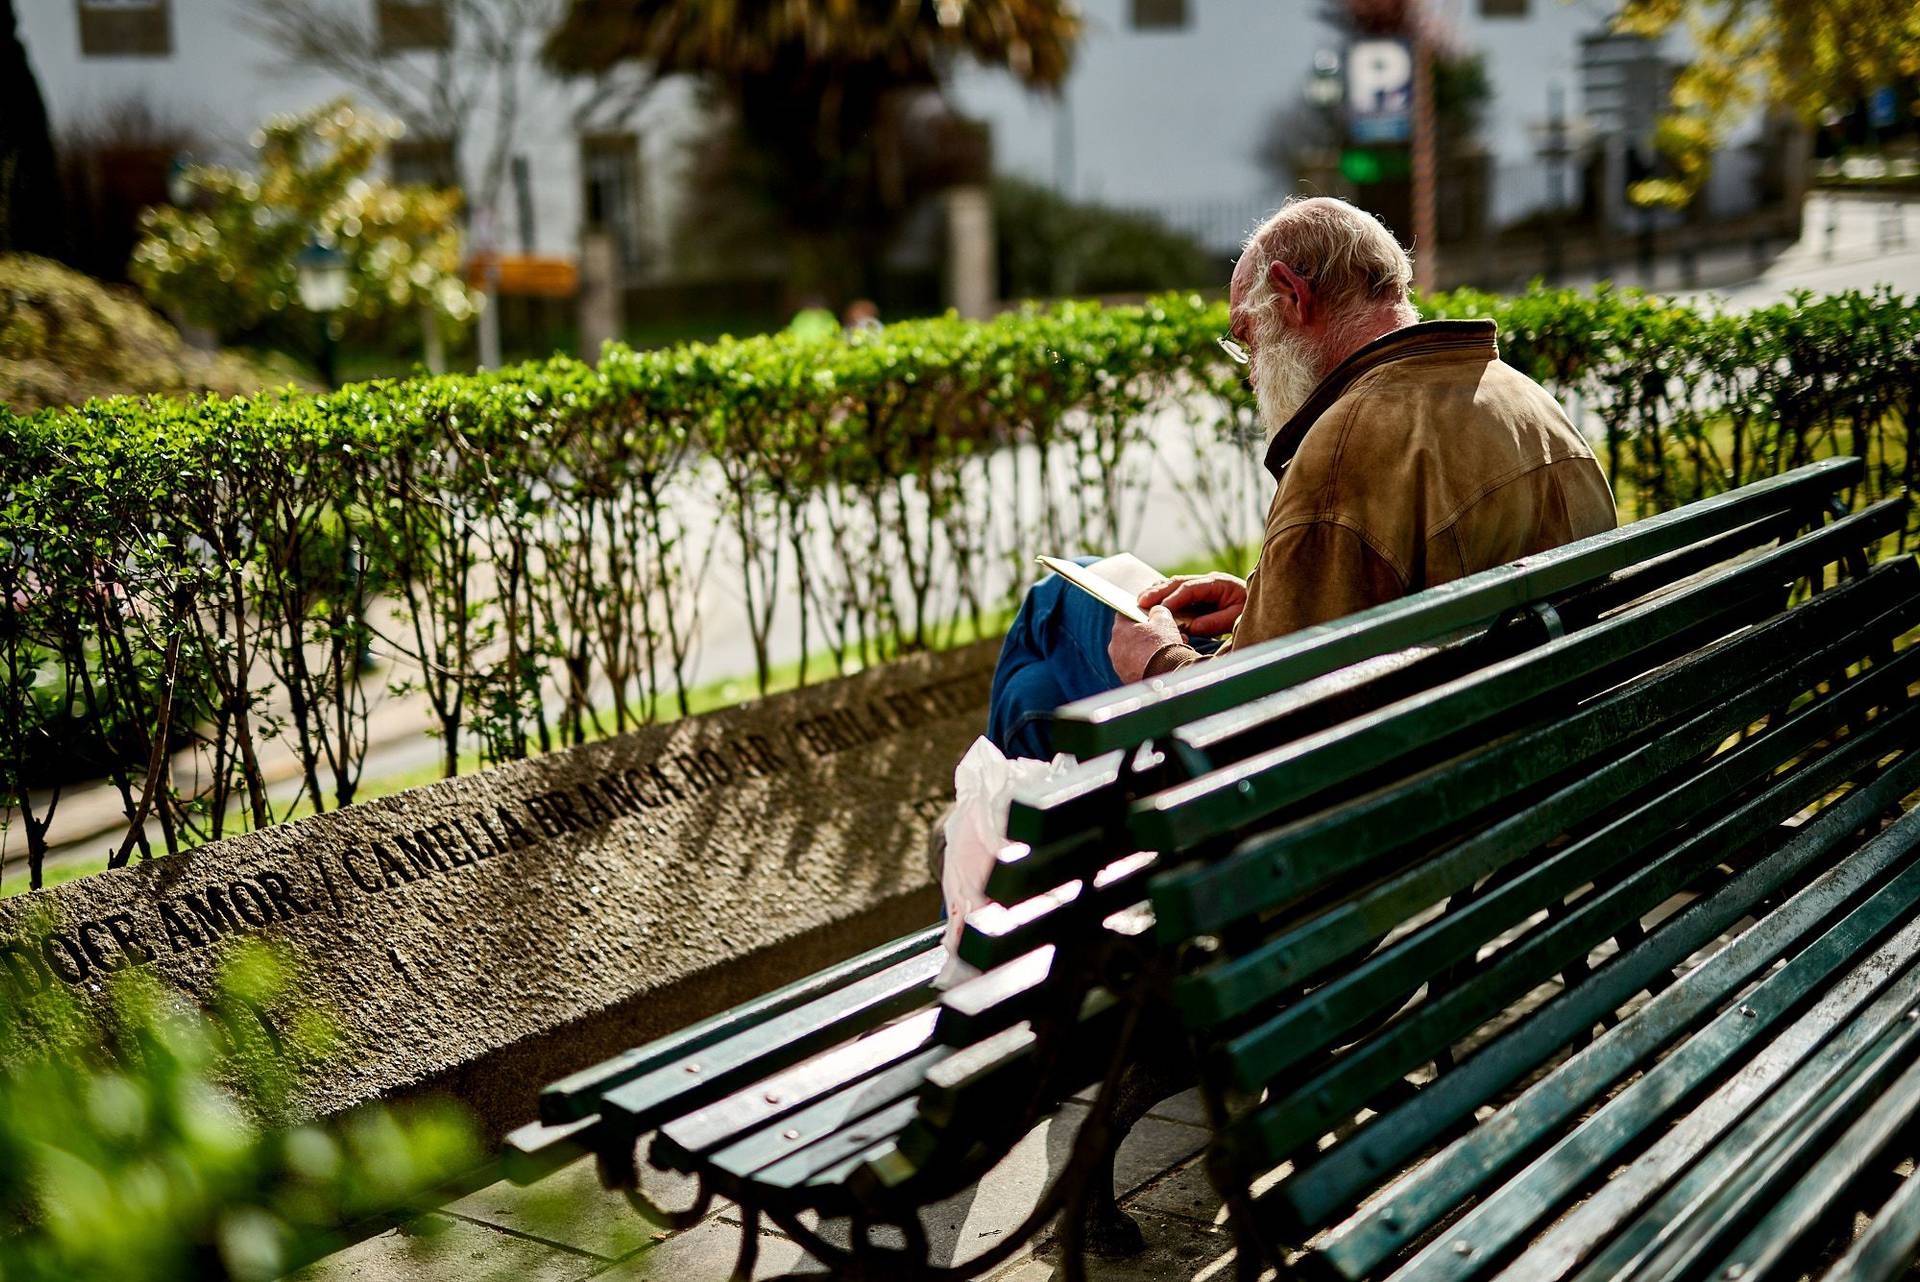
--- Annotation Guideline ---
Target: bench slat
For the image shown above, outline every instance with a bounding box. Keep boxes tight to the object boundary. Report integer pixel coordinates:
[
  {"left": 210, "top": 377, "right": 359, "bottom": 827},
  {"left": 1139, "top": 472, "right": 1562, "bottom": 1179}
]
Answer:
[
  {"left": 1287, "top": 748, "right": 1920, "bottom": 1252},
  {"left": 596, "top": 946, "right": 944, "bottom": 1130},
  {"left": 1551, "top": 949, "right": 1920, "bottom": 1282},
  {"left": 652, "top": 1008, "right": 941, "bottom": 1168},
  {"left": 1007, "top": 464, "right": 1860, "bottom": 873},
  {"left": 1823, "top": 1148, "right": 1920, "bottom": 1281},
  {"left": 1547, "top": 924, "right": 1920, "bottom": 1282},
  {"left": 1155, "top": 567, "right": 1920, "bottom": 946},
  {"left": 539, "top": 925, "right": 942, "bottom": 1124},
  {"left": 1191, "top": 623, "right": 1920, "bottom": 1032},
  {"left": 1050, "top": 457, "right": 1863, "bottom": 757},
  {"left": 1305, "top": 791, "right": 1920, "bottom": 1278},
  {"left": 1135, "top": 499, "right": 1905, "bottom": 854},
  {"left": 1217, "top": 669, "right": 1920, "bottom": 1100},
  {"left": 749, "top": 1096, "right": 926, "bottom": 1192},
  {"left": 1636, "top": 1016, "right": 1920, "bottom": 1282},
  {"left": 936, "top": 945, "right": 1096, "bottom": 1045},
  {"left": 1218, "top": 698, "right": 1920, "bottom": 1174},
  {"left": 1721, "top": 1048, "right": 1920, "bottom": 1282},
  {"left": 501, "top": 1113, "right": 604, "bottom": 1185},
  {"left": 1383, "top": 846, "right": 1920, "bottom": 1282},
  {"left": 1002, "top": 496, "right": 1864, "bottom": 902},
  {"left": 959, "top": 852, "right": 1157, "bottom": 971},
  {"left": 863, "top": 991, "right": 1127, "bottom": 1200},
  {"left": 705, "top": 1048, "right": 949, "bottom": 1193}
]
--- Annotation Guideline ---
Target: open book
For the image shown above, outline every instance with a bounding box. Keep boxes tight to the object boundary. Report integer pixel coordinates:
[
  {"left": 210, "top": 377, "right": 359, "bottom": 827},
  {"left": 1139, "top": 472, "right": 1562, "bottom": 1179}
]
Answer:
[{"left": 1033, "top": 553, "right": 1165, "bottom": 624}]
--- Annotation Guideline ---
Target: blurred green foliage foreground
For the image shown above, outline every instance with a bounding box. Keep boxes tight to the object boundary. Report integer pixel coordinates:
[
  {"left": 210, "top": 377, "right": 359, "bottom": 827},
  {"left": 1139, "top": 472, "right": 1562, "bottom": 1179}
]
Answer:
[
  {"left": 5, "top": 285, "right": 1919, "bottom": 891},
  {"left": 0, "top": 934, "right": 478, "bottom": 1281}
]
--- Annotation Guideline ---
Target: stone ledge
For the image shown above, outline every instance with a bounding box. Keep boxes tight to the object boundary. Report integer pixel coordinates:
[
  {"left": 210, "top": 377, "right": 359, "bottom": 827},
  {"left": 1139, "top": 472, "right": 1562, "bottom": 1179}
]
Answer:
[{"left": 0, "top": 642, "right": 994, "bottom": 1138}]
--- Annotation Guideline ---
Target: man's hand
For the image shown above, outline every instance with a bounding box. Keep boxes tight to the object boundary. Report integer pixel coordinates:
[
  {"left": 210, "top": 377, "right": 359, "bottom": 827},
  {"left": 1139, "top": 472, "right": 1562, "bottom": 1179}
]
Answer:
[
  {"left": 1139, "top": 572, "right": 1248, "bottom": 637},
  {"left": 1109, "top": 606, "right": 1185, "bottom": 685}
]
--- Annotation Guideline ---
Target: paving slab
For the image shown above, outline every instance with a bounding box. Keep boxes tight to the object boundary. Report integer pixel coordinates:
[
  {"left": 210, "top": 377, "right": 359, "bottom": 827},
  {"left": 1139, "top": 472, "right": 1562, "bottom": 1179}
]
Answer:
[
  {"left": 594, "top": 1213, "right": 814, "bottom": 1279},
  {"left": 446, "top": 1157, "right": 706, "bottom": 1261},
  {"left": 417, "top": 1092, "right": 1213, "bottom": 1281},
  {"left": 1128, "top": 1155, "right": 1226, "bottom": 1228},
  {"left": 992, "top": 1208, "right": 1243, "bottom": 1281},
  {"left": 291, "top": 1213, "right": 608, "bottom": 1282},
  {"left": 1144, "top": 1087, "right": 1209, "bottom": 1129}
]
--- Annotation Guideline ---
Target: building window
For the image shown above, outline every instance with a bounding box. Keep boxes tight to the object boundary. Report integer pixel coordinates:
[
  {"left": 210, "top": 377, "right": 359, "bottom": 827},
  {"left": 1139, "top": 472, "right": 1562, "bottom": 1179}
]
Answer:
[
  {"left": 581, "top": 133, "right": 647, "bottom": 279},
  {"left": 1480, "top": 0, "right": 1528, "bottom": 14},
  {"left": 390, "top": 136, "right": 458, "bottom": 190},
  {"left": 75, "top": 0, "right": 171, "bottom": 57},
  {"left": 1130, "top": 0, "right": 1188, "bottom": 30},
  {"left": 377, "top": 0, "right": 451, "bottom": 52}
]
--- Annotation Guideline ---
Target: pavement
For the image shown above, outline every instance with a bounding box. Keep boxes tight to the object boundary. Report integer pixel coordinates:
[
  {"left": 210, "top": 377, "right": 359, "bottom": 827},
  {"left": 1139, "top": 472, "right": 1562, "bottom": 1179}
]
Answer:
[
  {"left": 1560, "top": 189, "right": 1920, "bottom": 306},
  {"left": 295, "top": 1087, "right": 1249, "bottom": 1282}
]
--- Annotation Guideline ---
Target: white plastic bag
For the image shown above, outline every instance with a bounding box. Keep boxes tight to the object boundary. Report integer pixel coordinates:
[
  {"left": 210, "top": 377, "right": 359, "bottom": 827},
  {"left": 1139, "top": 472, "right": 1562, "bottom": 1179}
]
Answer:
[{"left": 936, "top": 736, "right": 1073, "bottom": 988}]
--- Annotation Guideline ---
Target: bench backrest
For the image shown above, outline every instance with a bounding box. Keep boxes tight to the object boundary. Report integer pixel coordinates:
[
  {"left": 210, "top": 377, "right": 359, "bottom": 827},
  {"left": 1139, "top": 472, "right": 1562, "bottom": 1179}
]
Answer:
[
  {"left": 1144, "top": 498, "right": 1920, "bottom": 1273},
  {"left": 989, "top": 461, "right": 1874, "bottom": 923},
  {"left": 1046, "top": 455, "right": 1862, "bottom": 759}
]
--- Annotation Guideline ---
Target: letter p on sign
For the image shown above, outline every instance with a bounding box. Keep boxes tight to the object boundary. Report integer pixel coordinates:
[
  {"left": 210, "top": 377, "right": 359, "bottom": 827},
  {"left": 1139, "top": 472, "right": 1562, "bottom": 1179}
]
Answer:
[{"left": 1349, "top": 39, "right": 1412, "bottom": 114}]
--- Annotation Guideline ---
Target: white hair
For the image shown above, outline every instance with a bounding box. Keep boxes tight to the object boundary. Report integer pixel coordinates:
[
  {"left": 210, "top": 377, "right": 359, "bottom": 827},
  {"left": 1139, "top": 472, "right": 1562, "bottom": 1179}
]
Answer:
[{"left": 1239, "top": 196, "right": 1418, "bottom": 347}]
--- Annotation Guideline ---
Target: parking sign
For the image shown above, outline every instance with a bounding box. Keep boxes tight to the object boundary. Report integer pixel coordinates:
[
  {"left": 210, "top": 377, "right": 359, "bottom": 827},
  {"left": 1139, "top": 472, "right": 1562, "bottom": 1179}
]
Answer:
[{"left": 1348, "top": 39, "right": 1413, "bottom": 144}]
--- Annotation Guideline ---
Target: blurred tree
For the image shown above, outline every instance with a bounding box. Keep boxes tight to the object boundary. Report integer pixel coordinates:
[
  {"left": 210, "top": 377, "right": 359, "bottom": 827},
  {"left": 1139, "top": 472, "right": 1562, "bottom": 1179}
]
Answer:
[
  {"left": 544, "top": 0, "right": 1080, "bottom": 305},
  {"left": 994, "top": 178, "right": 1217, "bottom": 300},
  {"left": 244, "top": 0, "right": 650, "bottom": 231},
  {"left": 130, "top": 99, "right": 479, "bottom": 345},
  {"left": 1617, "top": 0, "right": 1920, "bottom": 207},
  {"left": 0, "top": 0, "right": 68, "bottom": 261}
]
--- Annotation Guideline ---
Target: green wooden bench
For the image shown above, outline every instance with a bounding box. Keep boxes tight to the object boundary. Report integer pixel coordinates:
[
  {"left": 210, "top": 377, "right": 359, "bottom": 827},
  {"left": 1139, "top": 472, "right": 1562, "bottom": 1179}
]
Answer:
[
  {"left": 1139, "top": 496, "right": 1920, "bottom": 1282},
  {"left": 505, "top": 458, "right": 1908, "bottom": 1281}
]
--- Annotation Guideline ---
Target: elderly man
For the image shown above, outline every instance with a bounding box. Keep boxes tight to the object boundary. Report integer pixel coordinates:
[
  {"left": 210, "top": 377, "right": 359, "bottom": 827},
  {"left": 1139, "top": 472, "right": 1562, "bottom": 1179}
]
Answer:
[{"left": 986, "top": 196, "right": 1616, "bottom": 759}]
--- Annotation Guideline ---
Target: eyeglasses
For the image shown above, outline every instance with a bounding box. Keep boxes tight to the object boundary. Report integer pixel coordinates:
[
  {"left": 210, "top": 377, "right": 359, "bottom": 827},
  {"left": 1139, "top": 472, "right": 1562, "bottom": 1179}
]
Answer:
[{"left": 1217, "top": 334, "right": 1250, "bottom": 365}]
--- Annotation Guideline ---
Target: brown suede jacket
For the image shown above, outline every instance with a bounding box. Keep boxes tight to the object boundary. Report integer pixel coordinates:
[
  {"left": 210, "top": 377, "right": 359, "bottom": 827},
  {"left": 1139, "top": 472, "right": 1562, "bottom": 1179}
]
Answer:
[{"left": 1146, "top": 319, "right": 1617, "bottom": 676}]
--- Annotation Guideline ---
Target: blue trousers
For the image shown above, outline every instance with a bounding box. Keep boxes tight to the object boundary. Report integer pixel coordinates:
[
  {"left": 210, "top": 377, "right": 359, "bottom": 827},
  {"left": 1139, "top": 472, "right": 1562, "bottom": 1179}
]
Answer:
[
  {"left": 987, "top": 559, "right": 1119, "bottom": 760},
  {"left": 986, "top": 559, "right": 1220, "bottom": 760}
]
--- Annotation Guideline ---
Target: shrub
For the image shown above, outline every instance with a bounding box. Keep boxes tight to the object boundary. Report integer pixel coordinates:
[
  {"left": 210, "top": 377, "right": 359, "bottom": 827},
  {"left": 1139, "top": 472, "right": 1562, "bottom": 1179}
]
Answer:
[
  {"left": 994, "top": 178, "right": 1223, "bottom": 301},
  {"left": 0, "top": 254, "right": 311, "bottom": 412},
  {"left": 130, "top": 99, "right": 476, "bottom": 347},
  {"left": 3, "top": 285, "right": 1916, "bottom": 889},
  {"left": 0, "top": 935, "right": 478, "bottom": 1281}
]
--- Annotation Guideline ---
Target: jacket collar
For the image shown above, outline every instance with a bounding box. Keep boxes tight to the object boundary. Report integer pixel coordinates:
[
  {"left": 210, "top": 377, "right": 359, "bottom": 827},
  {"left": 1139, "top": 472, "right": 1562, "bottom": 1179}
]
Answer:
[{"left": 1263, "top": 319, "right": 1500, "bottom": 479}]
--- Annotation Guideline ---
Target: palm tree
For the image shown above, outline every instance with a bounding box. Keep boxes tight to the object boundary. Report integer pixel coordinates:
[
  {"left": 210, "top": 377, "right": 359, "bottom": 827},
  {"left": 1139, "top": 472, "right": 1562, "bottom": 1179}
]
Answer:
[
  {"left": 545, "top": 0, "right": 1079, "bottom": 305},
  {"left": 0, "top": 0, "right": 68, "bottom": 260}
]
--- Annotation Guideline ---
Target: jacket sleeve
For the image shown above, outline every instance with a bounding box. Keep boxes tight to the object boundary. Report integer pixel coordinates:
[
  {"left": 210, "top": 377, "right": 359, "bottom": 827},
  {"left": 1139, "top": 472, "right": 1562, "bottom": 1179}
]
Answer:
[{"left": 1143, "top": 518, "right": 1408, "bottom": 677}]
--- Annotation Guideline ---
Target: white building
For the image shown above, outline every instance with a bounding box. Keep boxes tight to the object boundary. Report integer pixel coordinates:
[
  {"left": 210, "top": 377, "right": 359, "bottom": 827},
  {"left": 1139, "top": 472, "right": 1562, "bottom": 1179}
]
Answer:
[
  {"left": 950, "top": 0, "right": 1771, "bottom": 251},
  {"left": 18, "top": 0, "right": 696, "bottom": 280},
  {"left": 20, "top": 0, "right": 1778, "bottom": 298}
]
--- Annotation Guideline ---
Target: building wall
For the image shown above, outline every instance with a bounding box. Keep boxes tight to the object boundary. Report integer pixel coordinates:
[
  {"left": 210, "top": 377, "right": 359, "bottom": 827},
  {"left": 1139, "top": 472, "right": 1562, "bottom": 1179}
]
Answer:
[
  {"left": 949, "top": 0, "right": 1768, "bottom": 243},
  {"left": 949, "top": 0, "right": 1301, "bottom": 250},
  {"left": 16, "top": 0, "right": 701, "bottom": 273}
]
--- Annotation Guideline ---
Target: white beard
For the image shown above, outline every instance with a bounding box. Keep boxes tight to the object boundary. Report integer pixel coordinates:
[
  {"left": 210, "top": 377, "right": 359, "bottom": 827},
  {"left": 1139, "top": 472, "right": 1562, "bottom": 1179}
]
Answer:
[{"left": 1253, "top": 327, "right": 1322, "bottom": 447}]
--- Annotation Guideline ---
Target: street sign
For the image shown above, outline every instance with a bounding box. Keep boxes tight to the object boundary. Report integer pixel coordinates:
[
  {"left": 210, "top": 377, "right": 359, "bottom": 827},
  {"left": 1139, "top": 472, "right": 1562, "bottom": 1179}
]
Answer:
[
  {"left": 1348, "top": 38, "right": 1412, "bottom": 144},
  {"left": 1870, "top": 86, "right": 1900, "bottom": 130}
]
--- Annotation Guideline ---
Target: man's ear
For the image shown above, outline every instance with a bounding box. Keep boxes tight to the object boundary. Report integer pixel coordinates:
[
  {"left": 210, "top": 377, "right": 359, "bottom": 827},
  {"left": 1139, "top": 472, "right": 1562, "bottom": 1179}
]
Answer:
[{"left": 1268, "top": 261, "right": 1314, "bottom": 328}]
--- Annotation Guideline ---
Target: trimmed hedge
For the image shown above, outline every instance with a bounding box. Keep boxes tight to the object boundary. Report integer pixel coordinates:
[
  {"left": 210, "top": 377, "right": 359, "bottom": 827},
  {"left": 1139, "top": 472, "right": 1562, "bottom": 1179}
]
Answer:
[{"left": 4, "top": 285, "right": 1917, "bottom": 885}]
